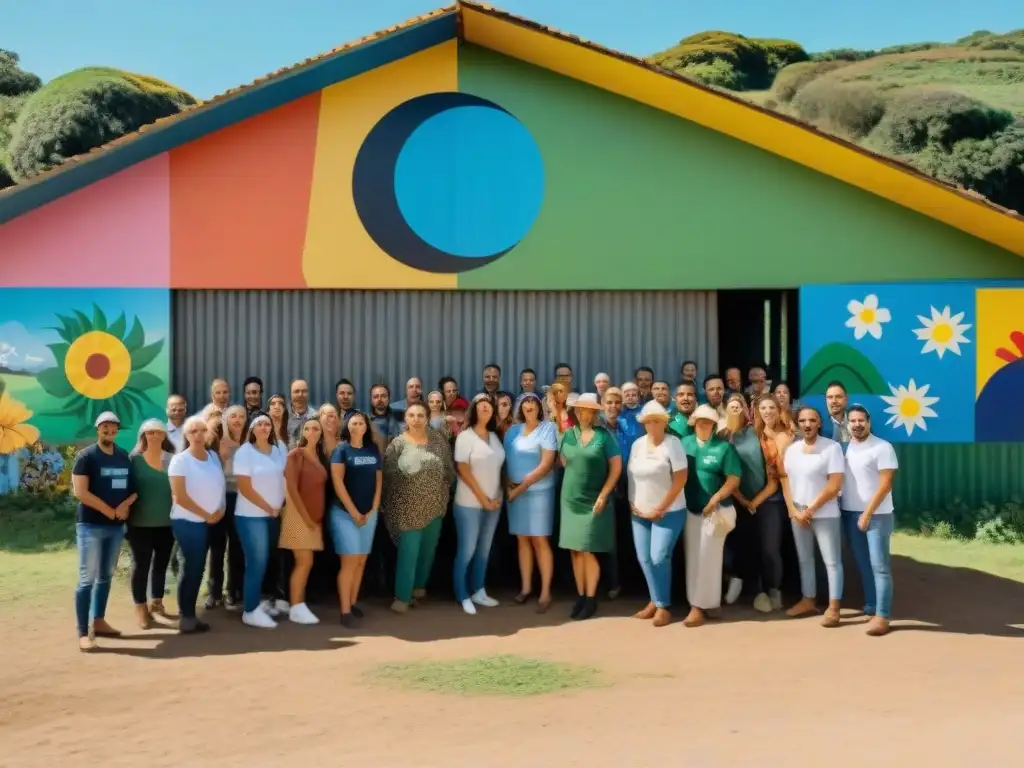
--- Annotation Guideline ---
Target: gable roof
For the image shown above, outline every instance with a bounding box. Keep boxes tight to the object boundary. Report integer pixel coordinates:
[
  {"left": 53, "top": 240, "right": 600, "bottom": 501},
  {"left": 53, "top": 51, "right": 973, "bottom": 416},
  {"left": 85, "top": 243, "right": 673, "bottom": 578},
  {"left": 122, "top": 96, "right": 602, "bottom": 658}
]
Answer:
[{"left": 2, "top": 0, "right": 1022, "bottom": 256}]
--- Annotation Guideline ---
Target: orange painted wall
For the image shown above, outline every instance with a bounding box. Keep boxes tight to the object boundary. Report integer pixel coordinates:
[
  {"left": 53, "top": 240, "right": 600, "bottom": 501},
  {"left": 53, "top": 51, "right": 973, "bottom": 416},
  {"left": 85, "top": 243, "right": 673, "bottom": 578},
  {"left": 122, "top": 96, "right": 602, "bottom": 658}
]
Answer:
[{"left": 168, "top": 93, "right": 321, "bottom": 288}]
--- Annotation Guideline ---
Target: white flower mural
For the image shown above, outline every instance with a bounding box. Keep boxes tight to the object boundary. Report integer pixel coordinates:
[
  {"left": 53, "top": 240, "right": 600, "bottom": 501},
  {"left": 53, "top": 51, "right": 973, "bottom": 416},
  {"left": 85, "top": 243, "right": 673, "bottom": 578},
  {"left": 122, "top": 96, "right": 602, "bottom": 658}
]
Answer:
[
  {"left": 845, "top": 294, "right": 891, "bottom": 340},
  {"left": 913, "top": 305, "right": 971, "bottom": 359},
  {"left": 881, "top": 379, "right": 939, "bottom": 437}
]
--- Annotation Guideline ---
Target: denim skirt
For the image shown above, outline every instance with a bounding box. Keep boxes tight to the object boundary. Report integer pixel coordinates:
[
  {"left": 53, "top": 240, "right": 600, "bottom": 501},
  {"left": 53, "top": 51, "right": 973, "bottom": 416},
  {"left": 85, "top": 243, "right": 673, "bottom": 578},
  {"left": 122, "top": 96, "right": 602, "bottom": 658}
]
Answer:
[
  {"left": 329, "top": 505, "right": 379, "bottom": 555},
  {"left": 507, "top": 486, "right": 556, "bottom": 537}
]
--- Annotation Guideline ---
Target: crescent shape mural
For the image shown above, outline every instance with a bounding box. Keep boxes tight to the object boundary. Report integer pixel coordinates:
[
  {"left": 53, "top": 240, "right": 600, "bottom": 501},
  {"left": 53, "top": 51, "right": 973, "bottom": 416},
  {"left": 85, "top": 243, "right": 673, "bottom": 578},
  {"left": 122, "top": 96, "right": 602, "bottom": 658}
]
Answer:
[{"left": 352, "top": 92, "right": 545, "bottom": 274}]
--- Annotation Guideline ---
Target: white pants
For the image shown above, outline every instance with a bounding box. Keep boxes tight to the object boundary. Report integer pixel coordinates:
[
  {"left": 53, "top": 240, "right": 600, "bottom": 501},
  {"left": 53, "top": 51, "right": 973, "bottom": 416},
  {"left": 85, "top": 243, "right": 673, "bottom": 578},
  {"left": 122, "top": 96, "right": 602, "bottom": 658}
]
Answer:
[{"left": 685, "top": 511, "right": 728, "bottom": 610}]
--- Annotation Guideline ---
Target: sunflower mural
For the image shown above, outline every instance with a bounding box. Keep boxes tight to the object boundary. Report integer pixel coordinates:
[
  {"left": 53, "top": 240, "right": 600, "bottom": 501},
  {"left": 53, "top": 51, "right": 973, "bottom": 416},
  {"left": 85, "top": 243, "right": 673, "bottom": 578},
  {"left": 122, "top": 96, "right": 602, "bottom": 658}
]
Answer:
[{"left": 34, "top": 305, "right": 165, "bottom": 438}]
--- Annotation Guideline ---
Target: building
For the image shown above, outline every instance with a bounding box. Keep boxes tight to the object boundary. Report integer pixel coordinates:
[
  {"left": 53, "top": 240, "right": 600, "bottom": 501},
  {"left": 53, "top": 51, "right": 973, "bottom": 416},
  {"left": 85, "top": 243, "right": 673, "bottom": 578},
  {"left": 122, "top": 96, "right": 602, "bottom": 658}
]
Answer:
[{"left": 1, "top": 1, "right": 1023, "bottom": 509}]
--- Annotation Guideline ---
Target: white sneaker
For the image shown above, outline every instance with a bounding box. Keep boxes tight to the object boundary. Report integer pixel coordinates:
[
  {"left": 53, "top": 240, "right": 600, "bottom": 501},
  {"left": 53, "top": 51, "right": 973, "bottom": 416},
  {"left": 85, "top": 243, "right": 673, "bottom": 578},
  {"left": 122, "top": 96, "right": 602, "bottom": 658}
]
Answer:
[
  {"left": 242, "top": 607, "right": 277, "bottom": 629},
  {"left": 460, "top": 598, "right": 477, "bottom": 615},
  {"left": 753, "top": 592, "right": 773, "bottom": 613},
  {"left": 769, "top": 589, "right": 783, "bottom": 611},
  {"left": 471, "top": 589, "right": 499, "bottom": 608},
  {"left": 725, "top": 578, "right": 743, "bottom": 605},
  {"left": 273, "top": 599, "right": 291, "bottom": 614},
  {"left": 259, "top": 599, "right": 279, "bottom": 617},
  {"left": 288, "top": 603, "right": 320, "bottom": 625}
]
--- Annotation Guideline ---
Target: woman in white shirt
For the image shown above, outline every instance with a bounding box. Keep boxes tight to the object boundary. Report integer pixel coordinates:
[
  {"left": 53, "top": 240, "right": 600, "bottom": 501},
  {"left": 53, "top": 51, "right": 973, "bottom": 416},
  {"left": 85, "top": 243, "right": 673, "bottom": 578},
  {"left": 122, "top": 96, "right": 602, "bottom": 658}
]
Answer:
[
  {"left": 232, "top": 413, "right": 288, "bottom": 629},
  {"left": 781, "top": 405, "right": 846, "bottom": 627},
  {"left": 627, "top": 401, "right": 688, "bottom": 627},
  {"left": 452, "top": 394, "right": 506, "bottom": 615},
  {"left": 842, "top": 405, "right": 899, "bottom": 637},
  {"left": 167, "top": 415, "right": 226, "bottom": 634}
]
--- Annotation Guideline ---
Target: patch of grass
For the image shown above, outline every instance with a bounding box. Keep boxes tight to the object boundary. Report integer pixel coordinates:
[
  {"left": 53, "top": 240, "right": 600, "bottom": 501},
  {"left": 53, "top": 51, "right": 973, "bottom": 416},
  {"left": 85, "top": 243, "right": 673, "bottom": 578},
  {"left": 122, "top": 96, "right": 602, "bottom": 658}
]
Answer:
[
  {"left": 366, "top": 654, "right": 602, "bottom": 697},
  {"left": 892, "top": 532, "right": 1024, "bottom": 583},
  {"left": 0, "top": 550, "right": 78, "bottom": 606}
]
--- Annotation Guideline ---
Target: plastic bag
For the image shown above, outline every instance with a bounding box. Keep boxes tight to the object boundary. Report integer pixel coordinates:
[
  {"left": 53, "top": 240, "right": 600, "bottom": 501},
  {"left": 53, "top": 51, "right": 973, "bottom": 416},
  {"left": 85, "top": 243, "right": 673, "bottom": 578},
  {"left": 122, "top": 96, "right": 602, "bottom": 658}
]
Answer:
[{"left": 702, "top": 503, "right": 737, "bottom": 538}]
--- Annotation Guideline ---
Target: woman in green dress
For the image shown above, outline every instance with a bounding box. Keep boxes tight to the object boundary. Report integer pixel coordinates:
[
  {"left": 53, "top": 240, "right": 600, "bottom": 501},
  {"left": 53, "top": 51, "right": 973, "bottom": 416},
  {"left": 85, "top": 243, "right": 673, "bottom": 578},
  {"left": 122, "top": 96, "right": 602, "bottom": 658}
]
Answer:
[{"left": 559, "top": 393, "right": 622, "bottom": 621}]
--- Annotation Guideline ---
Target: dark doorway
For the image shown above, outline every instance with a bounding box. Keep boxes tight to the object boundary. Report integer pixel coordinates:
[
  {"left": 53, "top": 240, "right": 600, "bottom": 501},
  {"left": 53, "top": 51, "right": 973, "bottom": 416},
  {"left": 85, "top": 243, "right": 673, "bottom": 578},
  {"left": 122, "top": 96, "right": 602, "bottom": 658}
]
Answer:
[{"left": 717, "top": 289, "right": 799, "bottom": 391}]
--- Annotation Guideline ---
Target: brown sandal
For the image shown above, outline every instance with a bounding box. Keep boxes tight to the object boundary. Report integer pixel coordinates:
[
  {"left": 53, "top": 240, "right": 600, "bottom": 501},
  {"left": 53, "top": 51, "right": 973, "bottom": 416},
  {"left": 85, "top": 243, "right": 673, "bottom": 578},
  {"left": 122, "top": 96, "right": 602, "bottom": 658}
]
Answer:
[
  {"left": 633, "top": 602, "right": 656, "bottom": 620},
  {"left": 536, "top": 597, "right": 552, "bottom": 614},
  {"left": 652, "top": 608, "right": 672, "bottom": 627}
]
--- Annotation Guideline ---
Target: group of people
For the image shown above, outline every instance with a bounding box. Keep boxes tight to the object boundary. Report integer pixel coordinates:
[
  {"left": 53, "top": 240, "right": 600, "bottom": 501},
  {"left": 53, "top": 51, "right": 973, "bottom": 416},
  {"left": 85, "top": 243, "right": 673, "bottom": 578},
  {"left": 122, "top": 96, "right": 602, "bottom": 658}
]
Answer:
[{"left": 71, "top": 360, "right": 898, "bottom": 652}]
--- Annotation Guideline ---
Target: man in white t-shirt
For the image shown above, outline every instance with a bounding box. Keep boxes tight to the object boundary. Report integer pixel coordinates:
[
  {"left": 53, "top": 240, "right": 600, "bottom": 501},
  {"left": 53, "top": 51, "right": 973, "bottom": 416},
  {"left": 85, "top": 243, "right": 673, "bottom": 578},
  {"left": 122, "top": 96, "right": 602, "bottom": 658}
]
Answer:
[{"left": 841, "top": 405, "right": 898, "bottom": 637}]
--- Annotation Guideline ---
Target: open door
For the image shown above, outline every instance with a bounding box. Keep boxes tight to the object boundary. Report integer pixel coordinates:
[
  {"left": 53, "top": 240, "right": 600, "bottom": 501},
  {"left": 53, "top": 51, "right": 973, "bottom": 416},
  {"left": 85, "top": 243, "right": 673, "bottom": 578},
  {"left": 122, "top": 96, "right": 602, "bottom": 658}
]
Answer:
[{"left": 717, "top": 289, "right": 798, "bottom": 389}]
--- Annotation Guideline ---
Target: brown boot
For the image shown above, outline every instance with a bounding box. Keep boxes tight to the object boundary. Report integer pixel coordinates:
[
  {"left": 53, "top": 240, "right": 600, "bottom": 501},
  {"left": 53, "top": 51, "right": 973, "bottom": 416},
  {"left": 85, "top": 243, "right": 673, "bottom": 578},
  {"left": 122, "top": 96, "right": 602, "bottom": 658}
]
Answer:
[
  {"left": 786, "top": 597, "right": 817, "bottom": 618},
  {"left": 683, "top": 608, "right": 705, "bottom": 628},
  {"left": 92, "top": 619, "right": 121, "bottom": 638},
  {"left": 865, "top": 617, "right": 891, "bottom": 636},
  {"left": 149, "top": 599, "right": 166, "bottom": 617},
  {"left": 633, "top": 602, "right": 656, "bottom": 620},
  {"left": 652, "top": 608, "right": 672, "bottom": 627},
  {"left": 134, "top": 604, "right": 153, "bottom": 630}
]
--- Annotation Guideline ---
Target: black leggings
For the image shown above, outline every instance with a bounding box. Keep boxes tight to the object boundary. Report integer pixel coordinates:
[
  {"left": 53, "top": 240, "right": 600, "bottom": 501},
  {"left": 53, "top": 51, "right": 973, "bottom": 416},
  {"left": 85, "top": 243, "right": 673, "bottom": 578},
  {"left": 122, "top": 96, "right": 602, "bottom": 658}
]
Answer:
[
  {"left": 127, "top": 526, "right": 175, "bottom": 605},
  {"left": 207, "top": 492, "right": 243, "bottom": 600}
]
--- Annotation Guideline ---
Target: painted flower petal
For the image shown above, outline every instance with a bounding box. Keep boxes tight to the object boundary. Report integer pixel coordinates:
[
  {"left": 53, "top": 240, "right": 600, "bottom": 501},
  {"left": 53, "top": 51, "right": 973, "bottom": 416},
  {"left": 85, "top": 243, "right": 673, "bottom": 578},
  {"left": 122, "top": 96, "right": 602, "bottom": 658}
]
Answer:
[
  {"left": 867, "top": 323, "right": 883, "bottom": 340},
  {"left": 847, "top": 300, "right": 865, "bottom": 315},
  {"left": 875, "top": 308, "right": 892, "bottom": 323},
  {"left": 863, "top": 294, "right": 879, "bottom": 310}
]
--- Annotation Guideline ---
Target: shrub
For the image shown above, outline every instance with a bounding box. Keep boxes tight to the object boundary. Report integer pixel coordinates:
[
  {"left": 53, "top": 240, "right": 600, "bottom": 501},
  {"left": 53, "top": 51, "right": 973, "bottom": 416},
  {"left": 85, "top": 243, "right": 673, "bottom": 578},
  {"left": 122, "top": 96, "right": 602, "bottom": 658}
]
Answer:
[
  {"left": 680, "top": 59, "right": 743, "bottom": 89},
  {"left": 793, "top": 80, "right": 887, "bottom": 138},
  {"left": 5, "top": 67, "right": 196, "bottom": 182},
  {"left": 773, "top": 59, "right": 852, "bottom": 103},
  {"left": 650, "top": 31, "right": 809, "bottom": 90},
  {"left": 0, "top": 50, "right": 40, "bottom": 189},
  {"left": 915, "top": 123, "right": 1024, "bottom": 213},
  {"left": 903, "top": 498, "right": 1024, "bottom": 542},
  {"left": 872, "top": 90, "right": 1014, "bottom": 154},
  {"left": 812, "top": 48, "right": 876, "bottom": 62}
]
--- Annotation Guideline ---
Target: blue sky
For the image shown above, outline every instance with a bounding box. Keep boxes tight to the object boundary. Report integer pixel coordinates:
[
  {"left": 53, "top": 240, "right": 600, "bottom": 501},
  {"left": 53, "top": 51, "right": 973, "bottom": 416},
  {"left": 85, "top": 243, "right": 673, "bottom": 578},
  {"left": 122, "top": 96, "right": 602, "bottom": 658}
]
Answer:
[{"left": 5, "top": 0, "right": 1020, "bottom": 99}]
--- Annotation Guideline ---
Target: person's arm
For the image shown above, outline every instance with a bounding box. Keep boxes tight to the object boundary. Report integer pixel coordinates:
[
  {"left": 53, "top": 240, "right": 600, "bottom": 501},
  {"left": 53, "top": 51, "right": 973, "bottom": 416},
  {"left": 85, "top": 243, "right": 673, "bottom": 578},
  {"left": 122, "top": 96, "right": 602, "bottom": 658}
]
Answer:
[
  {"left": 330, "top": 447, "right": 363, "bottom": 519},
  {"left": 748, "top": 475, "right": 779, "bottom": 510},
  {"left": 284, "top": 453, "right": 315, "bottom": 529},
  {"left": 861, "top": 443, "right": 899, "bottom": 524},
  {"left": 594, "top": 431, "right": 622, "bottom": 513},
  {"left": 704, "top": 444, "right": 743, "bottom": 515},
  {"left": 862, "top": 470, "right": 895, "bottom": 519},
  {"left": 234, "top": 448, "right": 277, "bottom": 515},
  {"left": 806, "top": 444, "right": 845, "bottom": 518},
  {"left": 517, "top": 448, "right": 556, "bottom": 493},
  {"left": 371, "top": 468, "right": 382, "bottom": 513},
  {"left": 652, "top": 439, "right": 688, "bottom": 517},
  {"left": 70, "top": 452, "right": 117, "bottom": 520}
]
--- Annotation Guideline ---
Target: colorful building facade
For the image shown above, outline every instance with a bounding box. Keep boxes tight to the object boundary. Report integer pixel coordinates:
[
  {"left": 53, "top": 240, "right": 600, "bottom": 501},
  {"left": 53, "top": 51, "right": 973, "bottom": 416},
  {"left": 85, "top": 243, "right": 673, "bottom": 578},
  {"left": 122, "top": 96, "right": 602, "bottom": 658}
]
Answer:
[{"left": 1, "top": 3, "right": 1023, "bottom": 506}]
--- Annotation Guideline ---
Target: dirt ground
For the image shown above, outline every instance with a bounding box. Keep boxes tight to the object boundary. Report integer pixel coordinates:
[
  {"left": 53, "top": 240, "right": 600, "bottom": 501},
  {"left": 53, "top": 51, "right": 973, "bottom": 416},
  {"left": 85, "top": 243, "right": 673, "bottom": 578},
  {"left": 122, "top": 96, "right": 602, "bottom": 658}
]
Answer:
[{"left": 2, "top": 555, "right": 1022, "bottom": 768}]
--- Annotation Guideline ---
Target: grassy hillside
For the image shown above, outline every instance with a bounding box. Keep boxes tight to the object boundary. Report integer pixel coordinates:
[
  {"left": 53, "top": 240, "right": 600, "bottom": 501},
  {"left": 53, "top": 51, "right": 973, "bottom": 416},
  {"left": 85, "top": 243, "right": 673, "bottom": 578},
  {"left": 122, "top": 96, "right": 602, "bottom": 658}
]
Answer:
[{"left": 650, "top": 29, "right": 1024, "bottom": 213}]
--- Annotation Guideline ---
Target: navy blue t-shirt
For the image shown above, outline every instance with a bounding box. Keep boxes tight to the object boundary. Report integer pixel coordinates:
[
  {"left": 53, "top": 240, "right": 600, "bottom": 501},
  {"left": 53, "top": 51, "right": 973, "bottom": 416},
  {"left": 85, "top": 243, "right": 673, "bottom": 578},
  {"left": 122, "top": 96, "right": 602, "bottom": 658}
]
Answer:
[
  {"left": 331, "top": 441, "right": 381, "bottom": 515},
  {"left": 72, "top": 443, "right": 136, "bottom": 525}
]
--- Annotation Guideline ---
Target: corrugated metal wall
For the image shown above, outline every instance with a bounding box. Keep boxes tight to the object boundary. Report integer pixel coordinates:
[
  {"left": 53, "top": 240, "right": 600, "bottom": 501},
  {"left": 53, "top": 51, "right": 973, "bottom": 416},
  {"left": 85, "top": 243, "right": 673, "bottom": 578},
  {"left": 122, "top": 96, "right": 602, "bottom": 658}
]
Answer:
[
  {"left": 171, "top": 290, "right": 718, "bottom": 410},
  {"left": 893, "top": 443, "right": 1024, "bottom": 511}
]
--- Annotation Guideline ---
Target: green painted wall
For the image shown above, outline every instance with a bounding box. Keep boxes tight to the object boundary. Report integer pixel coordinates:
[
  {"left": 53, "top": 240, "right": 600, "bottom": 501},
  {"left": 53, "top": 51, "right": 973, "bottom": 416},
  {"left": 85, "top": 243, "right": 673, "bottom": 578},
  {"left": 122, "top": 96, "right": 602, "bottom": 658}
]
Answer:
[{"left": 458, "top": 43, "right": 1024, "bottom": 290}]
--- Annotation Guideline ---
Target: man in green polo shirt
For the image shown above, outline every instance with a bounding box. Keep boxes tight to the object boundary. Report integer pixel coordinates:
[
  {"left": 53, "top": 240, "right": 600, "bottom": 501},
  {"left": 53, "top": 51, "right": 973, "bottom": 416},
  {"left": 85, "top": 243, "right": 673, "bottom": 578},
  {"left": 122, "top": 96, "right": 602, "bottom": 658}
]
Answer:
[{"left": 668, "top": 382, "right": 698, "bottom": 440}]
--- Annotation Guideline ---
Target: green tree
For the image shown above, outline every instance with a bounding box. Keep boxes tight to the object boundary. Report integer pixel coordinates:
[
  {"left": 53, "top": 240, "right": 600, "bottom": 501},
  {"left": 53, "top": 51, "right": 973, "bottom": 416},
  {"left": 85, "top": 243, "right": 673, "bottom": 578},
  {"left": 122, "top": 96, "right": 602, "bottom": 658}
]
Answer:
[
  {"left": 649, "top": 31, "right": 808, "bottom": 91},
  {"left": 916, "top": 124, "right": 1024, "bottom": 213},
  {"left": 873, "top": 90, "right": 1014, "bottom": 154},
  {"left": 0, "top": 50, "right": 42, "bottom": 189},
  {"left": 5, "top": 67, "right": 196, "bottom": 182}
]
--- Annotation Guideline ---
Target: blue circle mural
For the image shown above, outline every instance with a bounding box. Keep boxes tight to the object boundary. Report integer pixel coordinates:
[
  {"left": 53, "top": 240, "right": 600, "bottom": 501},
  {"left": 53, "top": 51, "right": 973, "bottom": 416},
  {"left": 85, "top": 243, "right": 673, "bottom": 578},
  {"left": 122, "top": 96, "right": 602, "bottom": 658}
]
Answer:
[{"left": 352, "top": 92, "right": 544, "bottom": 274}]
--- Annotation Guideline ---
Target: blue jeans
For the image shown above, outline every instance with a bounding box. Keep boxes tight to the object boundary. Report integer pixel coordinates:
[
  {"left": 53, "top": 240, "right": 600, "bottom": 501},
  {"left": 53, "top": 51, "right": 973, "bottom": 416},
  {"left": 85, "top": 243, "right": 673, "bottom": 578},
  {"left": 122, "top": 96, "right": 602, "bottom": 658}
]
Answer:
[
  {"left": 75, "top": 523, "right": 125, "bottom": 637},
  {"left": 791, "top": 516, "right": 843, "bottom": 601},
  {"left": 171, "top": 519, "right": 209, "bottom": 620},
  {"left": 843, "top": 510, "right": 894, "bottom": 618},
  {"left": 235, "top": 516, "right": 278, "bottom": 613},
  {"left": 631, "top": 510, "right": 684, "bottom": 608},
  {"left": 452, "top": 504, "right": 502, "bottom": 603}
]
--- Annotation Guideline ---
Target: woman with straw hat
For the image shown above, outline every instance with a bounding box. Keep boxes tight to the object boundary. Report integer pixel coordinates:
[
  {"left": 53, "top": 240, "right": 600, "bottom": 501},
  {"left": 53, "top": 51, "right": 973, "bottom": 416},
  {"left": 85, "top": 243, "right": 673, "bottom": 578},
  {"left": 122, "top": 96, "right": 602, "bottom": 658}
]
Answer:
[
  {"left": 558, "top": 392, "right": 622, "bottom": 621},
  {"left": 627, "top": 401, "right": 688, "bottom": 627},
  {"left": 681, "top": 404, "right": 743, "bottom": 628}
]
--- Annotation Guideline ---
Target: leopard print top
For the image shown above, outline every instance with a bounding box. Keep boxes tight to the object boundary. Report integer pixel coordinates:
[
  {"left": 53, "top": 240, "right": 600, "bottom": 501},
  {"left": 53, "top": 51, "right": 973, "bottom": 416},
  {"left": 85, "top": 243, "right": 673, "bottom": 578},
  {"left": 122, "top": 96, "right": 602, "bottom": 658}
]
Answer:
[{"left": 381, "top": 429, "right": 455, "bottom": 541}]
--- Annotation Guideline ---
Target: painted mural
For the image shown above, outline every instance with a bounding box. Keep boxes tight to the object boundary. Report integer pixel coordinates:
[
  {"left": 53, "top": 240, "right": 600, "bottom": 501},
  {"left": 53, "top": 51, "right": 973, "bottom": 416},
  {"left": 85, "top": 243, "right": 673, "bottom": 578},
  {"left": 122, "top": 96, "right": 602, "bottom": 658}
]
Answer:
[
  {"left": 0, "top": 289, "right": 169, "bottom": 493},
  {"left": 5, "top": 42, "right": 1024, "bottom": 292},
  {"left": 800, "top": 282, "right": 1024, "bottom": 443}
]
